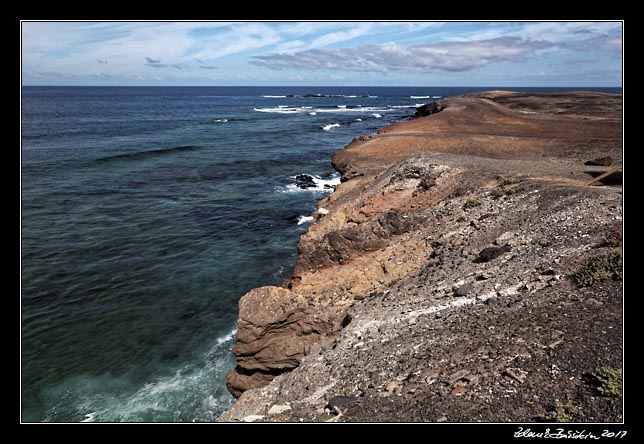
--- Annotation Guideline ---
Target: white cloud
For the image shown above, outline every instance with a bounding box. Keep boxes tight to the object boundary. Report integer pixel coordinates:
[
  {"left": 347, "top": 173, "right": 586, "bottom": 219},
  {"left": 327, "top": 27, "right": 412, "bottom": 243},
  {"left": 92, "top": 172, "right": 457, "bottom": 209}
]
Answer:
[
  {"left": 251, "top": 37, "right": 553, "bottom": 73},
  {"left": 459, "top": 21, "right": 622, "bottom": 53},
  {"left": 305, "top": 23, "right": 374, "bottom": 48},
  {"left": 21, "top": 21, "right": 622, "bottom": 85}
]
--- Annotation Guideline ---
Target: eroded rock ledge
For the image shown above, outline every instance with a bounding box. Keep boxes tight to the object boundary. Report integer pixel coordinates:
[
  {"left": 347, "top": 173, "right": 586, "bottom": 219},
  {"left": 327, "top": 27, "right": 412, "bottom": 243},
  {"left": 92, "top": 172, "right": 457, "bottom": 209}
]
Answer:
[{"left": 222, "top": 91, "right": 622, "bottom": 422}]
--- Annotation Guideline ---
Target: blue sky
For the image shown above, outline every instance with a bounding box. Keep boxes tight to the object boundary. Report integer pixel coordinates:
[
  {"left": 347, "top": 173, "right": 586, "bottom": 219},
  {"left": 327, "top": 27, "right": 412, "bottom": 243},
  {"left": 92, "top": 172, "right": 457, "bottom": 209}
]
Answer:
[{"left": 21, "top": 21, "right": 622, "bottom": 86}]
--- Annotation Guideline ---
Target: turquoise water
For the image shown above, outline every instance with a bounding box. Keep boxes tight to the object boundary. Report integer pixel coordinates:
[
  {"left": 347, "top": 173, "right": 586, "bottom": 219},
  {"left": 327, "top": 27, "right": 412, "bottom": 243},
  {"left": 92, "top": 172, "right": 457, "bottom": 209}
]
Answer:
[{"left": 21, "top": 86, "right": 621, "bottom": 422}]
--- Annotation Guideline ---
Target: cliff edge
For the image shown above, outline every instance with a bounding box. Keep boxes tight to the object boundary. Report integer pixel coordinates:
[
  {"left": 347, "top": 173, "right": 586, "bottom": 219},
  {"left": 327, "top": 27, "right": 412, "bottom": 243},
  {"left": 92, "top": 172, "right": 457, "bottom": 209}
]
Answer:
[{"left": 221, "top": 91, "right": 623, "bottom": 422}]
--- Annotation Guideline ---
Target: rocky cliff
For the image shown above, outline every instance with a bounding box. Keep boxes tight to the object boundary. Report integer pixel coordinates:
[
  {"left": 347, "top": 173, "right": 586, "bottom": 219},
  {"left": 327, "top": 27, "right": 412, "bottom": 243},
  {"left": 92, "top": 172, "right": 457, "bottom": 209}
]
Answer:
[{"left": 221, "top": 91, "right": 623, "bottom": 422}]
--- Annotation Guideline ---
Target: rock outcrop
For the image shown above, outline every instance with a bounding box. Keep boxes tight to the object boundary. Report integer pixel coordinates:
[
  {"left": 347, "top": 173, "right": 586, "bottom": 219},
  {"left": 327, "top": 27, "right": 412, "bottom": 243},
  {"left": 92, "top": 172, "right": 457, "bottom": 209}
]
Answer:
[
  {"left": 226, "top": 286, "right": 347, "bottom": 398},
  {"left": 222, "top": 91, "right": 622, "bottom": 422},
  {"left": 414, "top": 101, "right": 447, "bottom": 118}
]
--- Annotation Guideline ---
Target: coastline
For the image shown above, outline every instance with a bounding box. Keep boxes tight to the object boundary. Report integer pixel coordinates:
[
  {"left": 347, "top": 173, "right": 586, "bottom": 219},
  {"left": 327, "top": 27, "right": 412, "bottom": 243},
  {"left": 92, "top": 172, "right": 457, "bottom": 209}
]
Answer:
[{"left": 220, "top": 91, "right": 623, "bottom": 422}]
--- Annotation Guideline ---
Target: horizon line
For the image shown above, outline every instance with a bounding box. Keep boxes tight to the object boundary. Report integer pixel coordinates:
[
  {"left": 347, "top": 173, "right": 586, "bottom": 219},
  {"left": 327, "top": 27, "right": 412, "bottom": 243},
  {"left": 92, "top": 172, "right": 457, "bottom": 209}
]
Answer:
[{"left": 21, "top": 84, "right": 623, "bottom": 88}]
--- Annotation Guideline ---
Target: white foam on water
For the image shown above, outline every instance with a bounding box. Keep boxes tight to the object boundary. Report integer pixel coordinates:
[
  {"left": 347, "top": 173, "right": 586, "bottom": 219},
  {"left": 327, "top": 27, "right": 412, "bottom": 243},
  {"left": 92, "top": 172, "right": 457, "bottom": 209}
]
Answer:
[
  {"left": 309, "top": 112, "right": 317, "bottom": 116},
  {"left": 312, "top": 175, "right": 341, "bottom": 189},
  {"left": 432, "top": 96, "right": 442, "bottom": 98},
  {"left": 322, "top": 123, "right": 341, "bottom": 131},
  {"left": 297, "top": 215, "right": 314, "bottom": 225},
  {"left": 52, "top": 326, "right": 240, "bottom": 423},
  {"left": 261, "top": 95, "right": 287, "bottom": 98},
  {"left": 81, "top": 412, "right": 97, "bottom": 422},
  {"left": 410, "top": 96, "right": 431, "bottom": 99},
  {"left": 312, "top": 106, "right": 383, "bottom": 114},
  {"left": 215, "top": 327, "right": 238, "bottom": 346},
  {"left": 254, "top": 106, "right": 398, "bottom": 115},
  {"left": 254, "top": 107, "right": 299, "bottom": 114},
  {"left": 213, "top": 119, "right": 228, "bottom": 123},
  {"left": 355, "top": 118, "right": 362, "bottom": 122},
  {"left": 372, "top": 113, "right": 382, "bottom": 118}
]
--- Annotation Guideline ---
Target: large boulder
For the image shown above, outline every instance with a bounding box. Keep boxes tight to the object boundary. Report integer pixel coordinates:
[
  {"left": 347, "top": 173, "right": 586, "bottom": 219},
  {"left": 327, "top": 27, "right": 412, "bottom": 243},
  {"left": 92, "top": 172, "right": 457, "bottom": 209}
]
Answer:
[
  {"left": 226, "top": 286, "right": 341, "bottom": 398},
  {"left": 414, "top": 101, "right": 447, "bottom": 118}
]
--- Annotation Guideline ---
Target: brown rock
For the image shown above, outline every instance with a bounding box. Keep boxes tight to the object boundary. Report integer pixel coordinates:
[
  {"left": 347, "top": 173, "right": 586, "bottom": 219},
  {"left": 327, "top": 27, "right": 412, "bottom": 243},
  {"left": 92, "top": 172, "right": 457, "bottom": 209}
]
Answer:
[
  {"left": 452, "top": 385, "right": 467, "bottom": 395},
  {"left": 504, "top": 367, "right": 528, "bottom": 383},
  {"left": 221, "top": 92, "right": 623, "bottom": 422},
  {"left": 385, "top": 381, "right": 399, "bottom": 395},
  {"left": 226, "top": 286, "right": 339, "bottom": 397},
  {"left": 447, "top": 369, "right": 470, "bottom": 385}
]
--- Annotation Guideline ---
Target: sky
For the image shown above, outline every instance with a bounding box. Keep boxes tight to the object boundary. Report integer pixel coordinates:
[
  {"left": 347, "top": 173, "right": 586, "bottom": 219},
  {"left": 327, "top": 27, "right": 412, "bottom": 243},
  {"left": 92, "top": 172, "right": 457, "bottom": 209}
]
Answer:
[{"left": 21, "top": 21, "right": 622, "bottom": 87}]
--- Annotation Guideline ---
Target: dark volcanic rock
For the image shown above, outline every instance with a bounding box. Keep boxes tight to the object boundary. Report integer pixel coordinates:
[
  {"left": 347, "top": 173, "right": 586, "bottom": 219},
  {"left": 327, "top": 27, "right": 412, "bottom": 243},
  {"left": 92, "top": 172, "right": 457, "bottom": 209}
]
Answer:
[
  {"left": 476, "top": 244, "right": 511, "bottom": 263},
  {"left": 414, "top": 101, "right": 447, "bottom": 118},
  {"left": 294, "top": 174, "right": 317, "bottom": 189},
  {"left": 455, "top": 283, "right": 475, "bottom": 296},
  {"left": 585, "top": 156, "right": 614, "bottom": 166},
  {"left": 296, "top": 209, "right": 421, "bottom": 271}
]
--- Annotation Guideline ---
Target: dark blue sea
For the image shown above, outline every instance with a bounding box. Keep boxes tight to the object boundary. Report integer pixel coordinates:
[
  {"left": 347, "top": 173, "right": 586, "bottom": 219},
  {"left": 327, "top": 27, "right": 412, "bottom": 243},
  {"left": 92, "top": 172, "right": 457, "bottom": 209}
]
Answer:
[{"left": 21, "top": 86, "right": 621, "bottom": 422}]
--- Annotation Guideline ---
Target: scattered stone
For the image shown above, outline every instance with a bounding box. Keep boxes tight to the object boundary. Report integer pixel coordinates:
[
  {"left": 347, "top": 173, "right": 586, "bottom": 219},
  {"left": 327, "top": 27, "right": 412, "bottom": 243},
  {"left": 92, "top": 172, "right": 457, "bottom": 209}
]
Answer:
[
  {"left": 464, "top": 374, "right": 481, "bottom": 385},
  {"left": 327, "top": 396, "right": 357, "bottom": 412},
  {"left": 324, "top": 406, "right": 345, "bottom": 422},
  {"left": 504, "top": 367, "right": 528, "bottom": 383},
  {"left": 385, "top": 381, "right": 399, "bottom": 395},
  {"left": 422, "top": 369, "right": 440, "bottom": 383},
  {"left": 495, "top": 231, "right": 515, "bottom": 245},
  {"left": 476, "top": 269, "right": 496, "bottom": 281},
  {"left": 447, "top": 369, "right": 470, "bottom": 385},
  {"left": 435, "top": 415, "right": 448, "bottom": 422},
  {"left": 452, "top": 385, "right": 467, "bottom": 395},
  {"left": 584, "top": 156, "right": 613, "bottom": 166},
  {"left": 242, "top": 415, "right": 265, "bottom": 422},
  {"left": 455, "top": 283, "right": 474, "bottom": 296},
  {"left": 317, "top": 208, "right": 330, "bottom": 215},
  {"left": 547, "top": 339, "right": 563, "bottom": 349},
  {"left": 267, "top": 404, "right": 292, "bottom": 416}
]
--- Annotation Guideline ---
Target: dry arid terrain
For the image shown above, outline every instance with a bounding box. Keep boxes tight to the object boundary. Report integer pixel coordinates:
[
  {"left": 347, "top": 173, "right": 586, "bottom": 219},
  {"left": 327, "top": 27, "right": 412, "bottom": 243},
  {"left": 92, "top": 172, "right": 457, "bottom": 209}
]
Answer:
[{"left": 220, "top": 91, "right": 623, "bottom": 423}]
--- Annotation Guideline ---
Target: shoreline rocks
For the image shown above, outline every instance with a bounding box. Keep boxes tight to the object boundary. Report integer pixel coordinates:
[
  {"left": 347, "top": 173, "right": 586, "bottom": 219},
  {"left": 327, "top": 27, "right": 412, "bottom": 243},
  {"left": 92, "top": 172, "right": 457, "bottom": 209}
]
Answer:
[{"left": 221, "top": 91, "right": 622, "bottom": 422}]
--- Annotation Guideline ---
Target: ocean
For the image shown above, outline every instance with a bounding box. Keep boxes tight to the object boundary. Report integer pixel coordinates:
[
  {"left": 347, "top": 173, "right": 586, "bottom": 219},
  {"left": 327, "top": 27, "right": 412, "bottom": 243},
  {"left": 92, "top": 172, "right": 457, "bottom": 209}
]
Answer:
[{"left": 21, "top": 86, "right": 621, "bottom": 422}]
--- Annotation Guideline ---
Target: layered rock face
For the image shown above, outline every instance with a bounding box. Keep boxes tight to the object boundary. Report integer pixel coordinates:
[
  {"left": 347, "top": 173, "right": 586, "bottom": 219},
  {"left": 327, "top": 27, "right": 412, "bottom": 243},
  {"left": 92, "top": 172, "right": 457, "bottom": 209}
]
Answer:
[
  {"left": 223, "top": 91, "right": 622, "bottom": 422},
  {"left": 226, "top": 286, "right": 347, "bottom": 398}
]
